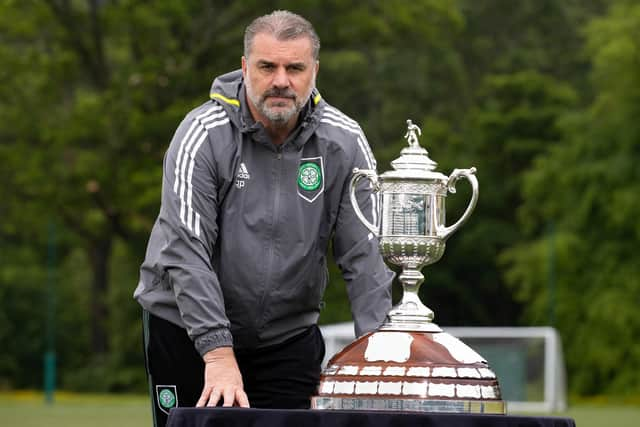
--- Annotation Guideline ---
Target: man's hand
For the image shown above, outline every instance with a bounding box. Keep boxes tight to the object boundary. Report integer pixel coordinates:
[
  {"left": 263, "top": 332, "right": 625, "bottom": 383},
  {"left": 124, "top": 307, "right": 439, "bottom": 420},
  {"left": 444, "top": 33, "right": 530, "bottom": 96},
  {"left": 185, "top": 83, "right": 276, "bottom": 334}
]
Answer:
[{"left": 196, "top": 346, "right": 250, "bottom": 408}]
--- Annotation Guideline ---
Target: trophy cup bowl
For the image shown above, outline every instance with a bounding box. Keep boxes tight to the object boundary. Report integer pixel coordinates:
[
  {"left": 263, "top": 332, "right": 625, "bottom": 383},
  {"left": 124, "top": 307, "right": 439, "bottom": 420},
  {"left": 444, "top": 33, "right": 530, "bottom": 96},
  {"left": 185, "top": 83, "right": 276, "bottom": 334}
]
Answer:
[
  {"left": 311, "top": 120, "right": 505, "bottom": 414},
  {"left": 348, "top": 121, "right": 478, "bottom": 331}
]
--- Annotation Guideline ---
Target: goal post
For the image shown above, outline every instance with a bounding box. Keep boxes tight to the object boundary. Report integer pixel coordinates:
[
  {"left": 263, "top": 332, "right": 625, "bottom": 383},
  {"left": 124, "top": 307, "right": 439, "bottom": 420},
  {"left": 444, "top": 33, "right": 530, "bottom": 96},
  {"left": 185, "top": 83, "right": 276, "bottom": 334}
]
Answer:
[
  {"left": 319, "top": 323, "right": 567, "bottom": 413},
  {"left": 443, "top": 326, "right": 567, "bottom": 413}
]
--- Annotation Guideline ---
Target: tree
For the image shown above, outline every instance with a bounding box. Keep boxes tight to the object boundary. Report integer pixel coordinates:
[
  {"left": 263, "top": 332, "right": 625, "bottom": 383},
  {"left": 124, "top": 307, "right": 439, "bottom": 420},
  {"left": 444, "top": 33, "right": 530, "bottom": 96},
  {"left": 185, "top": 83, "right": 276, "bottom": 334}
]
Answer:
[
  {"left": 502, "top": 0, "right": 640, "bottom": 395},
  {"left": 0, "top": 0, "right": 256, "bottom": 357},
  {"left": 424, "top": 71, "right": 577, "bottom": 326}
]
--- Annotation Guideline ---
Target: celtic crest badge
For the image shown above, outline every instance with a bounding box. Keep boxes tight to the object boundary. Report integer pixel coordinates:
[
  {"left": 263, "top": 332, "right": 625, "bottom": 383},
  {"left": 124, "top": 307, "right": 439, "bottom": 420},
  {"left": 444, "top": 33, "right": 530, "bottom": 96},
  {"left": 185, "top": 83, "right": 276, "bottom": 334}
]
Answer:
[
  {"left": 298, "top": 162, "right": 322, "bottom": 191},
  {"left": 297, "top": 157, "right": 325, "bottom": 202},
  {"left": 156, "top": 385, "right": 178, "bottom": 415}
]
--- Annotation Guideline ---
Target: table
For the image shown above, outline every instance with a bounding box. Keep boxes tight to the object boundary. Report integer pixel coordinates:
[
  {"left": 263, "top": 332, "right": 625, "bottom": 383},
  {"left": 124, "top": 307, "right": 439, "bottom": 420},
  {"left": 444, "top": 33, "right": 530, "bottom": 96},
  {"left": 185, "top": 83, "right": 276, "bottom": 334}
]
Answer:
[{"left": 166, "top": 407, "right": 576, "bottom": 427}]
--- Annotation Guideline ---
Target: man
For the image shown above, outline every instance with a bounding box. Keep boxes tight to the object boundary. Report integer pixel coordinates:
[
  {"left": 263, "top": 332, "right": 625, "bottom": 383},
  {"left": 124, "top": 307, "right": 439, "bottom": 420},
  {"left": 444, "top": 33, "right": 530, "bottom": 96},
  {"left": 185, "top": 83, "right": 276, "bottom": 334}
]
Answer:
[{"left": 135, "top": 10, "right": 393, "bottom": 426}]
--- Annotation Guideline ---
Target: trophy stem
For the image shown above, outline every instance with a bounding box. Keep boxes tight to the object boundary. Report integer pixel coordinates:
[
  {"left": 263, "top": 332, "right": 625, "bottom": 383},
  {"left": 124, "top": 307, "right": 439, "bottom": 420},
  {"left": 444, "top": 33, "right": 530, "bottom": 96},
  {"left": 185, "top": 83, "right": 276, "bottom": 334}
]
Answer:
[{"left": 381, "top": 266, "right": 442, "bottom": 332}]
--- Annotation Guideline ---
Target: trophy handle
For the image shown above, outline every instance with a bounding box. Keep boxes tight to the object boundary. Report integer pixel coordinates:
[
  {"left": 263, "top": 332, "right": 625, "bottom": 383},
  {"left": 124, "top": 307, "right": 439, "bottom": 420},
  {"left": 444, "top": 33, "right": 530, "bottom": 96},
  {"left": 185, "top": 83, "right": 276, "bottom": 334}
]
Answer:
[
  {"left": 439, "top": 167, "right": 479, "bottom": 240},
  {"left": 349, "top": 168, "right": 380, "bottom": 236}
]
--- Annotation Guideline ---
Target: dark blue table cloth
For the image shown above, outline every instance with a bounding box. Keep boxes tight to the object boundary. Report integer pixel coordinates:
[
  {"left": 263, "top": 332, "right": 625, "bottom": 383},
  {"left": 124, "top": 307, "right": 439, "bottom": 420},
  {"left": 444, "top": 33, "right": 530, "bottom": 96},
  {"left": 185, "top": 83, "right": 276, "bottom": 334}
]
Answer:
[{"left": 167, "top": 407, "right": 576, "bottom": 427}]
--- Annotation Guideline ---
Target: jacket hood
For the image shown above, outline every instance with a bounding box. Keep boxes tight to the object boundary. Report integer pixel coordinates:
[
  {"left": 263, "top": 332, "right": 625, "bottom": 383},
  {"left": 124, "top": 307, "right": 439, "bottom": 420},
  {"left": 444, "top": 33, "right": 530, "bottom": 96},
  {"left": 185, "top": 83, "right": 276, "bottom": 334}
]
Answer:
[
  {"left": 209, "top": 70, "right": 244, "bottom": 106},
  {"left": 208, "top": 69, "right": 325, "bottom": 146},
  {"left": 209, "top": 69, "right": 244, "bottom": 128}
]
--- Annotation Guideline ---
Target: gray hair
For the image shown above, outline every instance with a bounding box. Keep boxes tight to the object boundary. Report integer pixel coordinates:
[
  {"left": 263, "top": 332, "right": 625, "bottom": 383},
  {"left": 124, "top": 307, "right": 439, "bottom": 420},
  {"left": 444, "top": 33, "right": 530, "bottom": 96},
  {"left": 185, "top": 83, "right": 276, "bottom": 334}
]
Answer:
[{"left": 244, "top": 10, "right": 320, "bottom": 60}]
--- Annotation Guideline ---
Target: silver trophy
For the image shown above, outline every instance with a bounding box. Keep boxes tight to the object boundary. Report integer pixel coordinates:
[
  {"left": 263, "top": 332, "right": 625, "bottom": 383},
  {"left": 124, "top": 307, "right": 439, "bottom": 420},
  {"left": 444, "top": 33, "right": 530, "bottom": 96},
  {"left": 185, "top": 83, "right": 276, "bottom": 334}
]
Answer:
[
  {"left": 350, "top": 120, "right": 478, "bottom": 332},
  {"left": 312, "top": 121, "right": 504, "bottom": 413}
]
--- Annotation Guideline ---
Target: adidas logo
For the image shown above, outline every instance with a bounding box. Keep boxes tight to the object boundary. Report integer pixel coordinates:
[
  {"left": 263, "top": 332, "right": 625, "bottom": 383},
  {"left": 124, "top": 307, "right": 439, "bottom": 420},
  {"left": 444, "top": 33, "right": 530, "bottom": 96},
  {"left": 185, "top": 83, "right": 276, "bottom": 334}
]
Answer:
[
  {"left": 235, "top": 162, "right": 250, "bottom": 189},
  {"left": 237, "top": 162, "right": 250, "bottom": 180}
]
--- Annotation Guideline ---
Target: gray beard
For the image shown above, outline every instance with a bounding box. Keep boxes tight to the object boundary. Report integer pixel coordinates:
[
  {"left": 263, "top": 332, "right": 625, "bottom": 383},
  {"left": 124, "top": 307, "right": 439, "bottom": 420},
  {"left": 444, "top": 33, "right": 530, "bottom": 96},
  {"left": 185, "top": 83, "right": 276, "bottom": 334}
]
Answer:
[
  {"left": 249, "top": 91, "right": 300, "bottom": 127},
  {"left": 246, "top": 81, "right": 315, "bottom": 128},
  {"left": 260, "top": 100, "right": 299, "bottom": 126}
]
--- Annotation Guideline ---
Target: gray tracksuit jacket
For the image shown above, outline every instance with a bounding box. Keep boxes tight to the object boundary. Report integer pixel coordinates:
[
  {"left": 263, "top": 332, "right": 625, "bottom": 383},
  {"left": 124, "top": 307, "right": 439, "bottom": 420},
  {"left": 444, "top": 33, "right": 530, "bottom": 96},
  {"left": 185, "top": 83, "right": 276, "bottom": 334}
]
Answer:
[{"left": 134, "top": 70, "right": 393, "bottom": 356}]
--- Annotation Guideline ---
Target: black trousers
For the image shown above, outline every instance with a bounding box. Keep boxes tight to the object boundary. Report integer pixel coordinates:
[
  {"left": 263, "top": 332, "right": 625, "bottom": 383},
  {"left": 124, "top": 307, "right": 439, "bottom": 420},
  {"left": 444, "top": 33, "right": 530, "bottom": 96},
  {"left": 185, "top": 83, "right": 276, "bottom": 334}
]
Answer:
[{"left": 142, "top": 311, "right": 325, "bottom": 427}]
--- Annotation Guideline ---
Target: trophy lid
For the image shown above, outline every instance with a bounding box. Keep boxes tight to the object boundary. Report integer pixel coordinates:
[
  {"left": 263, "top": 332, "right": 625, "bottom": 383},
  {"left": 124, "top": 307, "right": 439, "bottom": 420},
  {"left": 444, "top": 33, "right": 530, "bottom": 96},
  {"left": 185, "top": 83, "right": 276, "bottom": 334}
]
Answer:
[{"left": 383, "top": 120, "right": 448, "bottom": 181}]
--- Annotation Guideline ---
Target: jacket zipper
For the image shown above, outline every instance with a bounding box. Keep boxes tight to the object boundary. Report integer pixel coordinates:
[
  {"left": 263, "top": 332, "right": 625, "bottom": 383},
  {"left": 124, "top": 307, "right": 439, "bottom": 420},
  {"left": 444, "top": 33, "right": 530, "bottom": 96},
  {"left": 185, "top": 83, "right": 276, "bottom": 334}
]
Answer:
[{"left": 257, "top": 146, "right": 284, "bottom": 331}]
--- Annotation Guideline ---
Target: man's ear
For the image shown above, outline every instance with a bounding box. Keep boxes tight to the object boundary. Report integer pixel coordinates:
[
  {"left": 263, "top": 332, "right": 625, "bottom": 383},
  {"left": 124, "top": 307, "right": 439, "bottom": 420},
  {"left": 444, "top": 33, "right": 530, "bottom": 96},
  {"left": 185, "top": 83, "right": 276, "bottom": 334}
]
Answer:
[{"left": 241, "top": 56, "right": 247, "bottom": 78}]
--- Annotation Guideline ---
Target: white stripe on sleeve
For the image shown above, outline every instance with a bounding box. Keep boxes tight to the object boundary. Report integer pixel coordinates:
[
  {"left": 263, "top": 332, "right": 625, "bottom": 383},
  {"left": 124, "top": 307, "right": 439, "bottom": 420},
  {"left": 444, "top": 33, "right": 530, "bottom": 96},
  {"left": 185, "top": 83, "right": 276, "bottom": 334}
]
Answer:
[{"left": 171, "top": 104, "right": 227, "bottom": 237}]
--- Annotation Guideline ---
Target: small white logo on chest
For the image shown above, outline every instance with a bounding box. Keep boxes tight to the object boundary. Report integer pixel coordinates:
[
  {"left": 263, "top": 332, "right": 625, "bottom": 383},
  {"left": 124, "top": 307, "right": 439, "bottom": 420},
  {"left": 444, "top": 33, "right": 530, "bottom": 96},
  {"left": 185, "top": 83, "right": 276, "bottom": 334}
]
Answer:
[{"left": 235, "top": 162, "right": 250, "bottom": 188}]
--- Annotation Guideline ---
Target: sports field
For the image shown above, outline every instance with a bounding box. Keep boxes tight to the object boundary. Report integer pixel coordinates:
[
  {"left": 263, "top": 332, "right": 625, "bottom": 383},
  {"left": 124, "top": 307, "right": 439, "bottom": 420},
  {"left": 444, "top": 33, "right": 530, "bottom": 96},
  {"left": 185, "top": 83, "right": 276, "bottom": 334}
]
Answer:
[
  {"left": 0, "top": 391, "right": 638, "bottom": 427},
  {"left": 0, "top": 392, "right": 151, "bottom": 427}
]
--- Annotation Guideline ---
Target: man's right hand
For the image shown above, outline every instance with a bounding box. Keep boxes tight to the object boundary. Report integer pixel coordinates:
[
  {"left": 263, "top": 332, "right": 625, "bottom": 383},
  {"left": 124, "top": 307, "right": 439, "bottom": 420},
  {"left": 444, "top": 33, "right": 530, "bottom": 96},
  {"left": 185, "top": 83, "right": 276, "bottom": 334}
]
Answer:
[{"left": 196, "top": 346, "right": 250, "bottom": 408}]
